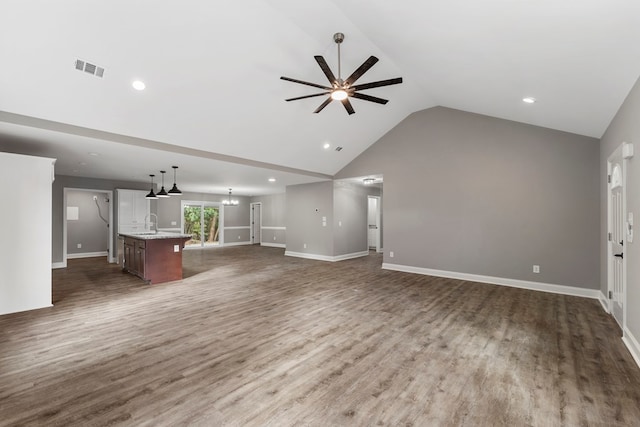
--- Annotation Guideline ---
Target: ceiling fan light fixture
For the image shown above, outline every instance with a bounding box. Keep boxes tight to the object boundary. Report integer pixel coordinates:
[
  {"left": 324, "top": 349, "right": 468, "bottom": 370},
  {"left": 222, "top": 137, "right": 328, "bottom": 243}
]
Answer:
[
  {"left": 280, "top": 32, "right": 403, "bottom": 115},
  {"left": 331, "top": 89, "right": 348, "bottom": 101}
]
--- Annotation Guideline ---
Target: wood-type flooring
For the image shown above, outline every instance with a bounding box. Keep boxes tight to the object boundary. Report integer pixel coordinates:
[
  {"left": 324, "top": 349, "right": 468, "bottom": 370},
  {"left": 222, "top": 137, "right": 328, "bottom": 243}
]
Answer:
[{"left": 1, "top": 246, "right": 639, "bottom": 426}]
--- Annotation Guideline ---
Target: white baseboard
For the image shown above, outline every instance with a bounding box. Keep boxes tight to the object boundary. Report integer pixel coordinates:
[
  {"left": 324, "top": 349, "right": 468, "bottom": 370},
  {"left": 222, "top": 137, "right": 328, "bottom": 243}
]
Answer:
[
  {"left": 223, "top": 241, "right": 252, "bottom": 247},
  {"left": 285, "top": 250, "right": 369, "bottom": 262},
  {"left": 261, "top": 242, "right": 286, "bottom": 248},
  {"left": 67, "top": 251, "right": 108, "bottom": 260},
  {"left": 381, "top": 263, "right": 600, "bottom": 299},
  {"left": 51, "top": 261, "right": 67, "bottom": 269},
  {"left": 1, "top": 303, "right": 54, "bottom": 316},
  {"left": 623, "top": 327, "right": 640, "bottom": 370},
  {"left": 598, "top": 291, "right": 610, "bottom": 313}
]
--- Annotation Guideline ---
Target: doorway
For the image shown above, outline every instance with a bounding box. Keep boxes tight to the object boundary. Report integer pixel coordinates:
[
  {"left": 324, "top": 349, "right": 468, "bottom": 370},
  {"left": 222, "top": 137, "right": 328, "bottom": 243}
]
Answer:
[
  {"left": 182, "top": 201, "right": 222, "bottom": 248},
  {"left": 63, "top": 188, "right": 114, "bottom": 266},
  {"left": 250, "top": 202, "right": 262, "bottom": 245},
  {"left": 368, "top": 195, "right": 381, "bottom": 253}
]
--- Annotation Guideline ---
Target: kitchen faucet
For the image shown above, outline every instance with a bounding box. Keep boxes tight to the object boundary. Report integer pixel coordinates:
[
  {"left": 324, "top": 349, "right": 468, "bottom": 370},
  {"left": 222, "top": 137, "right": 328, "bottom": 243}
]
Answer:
[{"left": 144, "top": 213, "right": 158, "bottom": 234}]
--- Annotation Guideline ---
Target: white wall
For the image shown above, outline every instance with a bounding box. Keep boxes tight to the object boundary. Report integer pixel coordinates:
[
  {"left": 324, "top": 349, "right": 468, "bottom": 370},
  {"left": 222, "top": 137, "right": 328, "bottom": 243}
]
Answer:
[{"left": 0, "top": 153, "right": 55, "bottom": 315}]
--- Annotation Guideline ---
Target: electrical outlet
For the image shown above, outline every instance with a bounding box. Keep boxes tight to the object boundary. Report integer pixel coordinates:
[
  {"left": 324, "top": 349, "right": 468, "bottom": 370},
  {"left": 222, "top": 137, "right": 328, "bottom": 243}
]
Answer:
[
  {"left": 173, "top": 245, "right": 180, "bottom": 252},
  {"left": 238, "top": 235, "right": 241, "bottom": 239},
  {"left": 533, "top": 265, "right": 540, "bottom": 273},
  {"left": 273, "top": 236, "right": 276, "bottom": 240},
  {"left": 77, "top": 243, "right": 82, "bottom": 249},
  {"left": 390, "top": 251, "right": 394, "bottom": 258},
  {"left": 92, "top": 195, "right": 97, "bottom": 201},
  {"left": 303, "top": 243, "right": 307, "bottom": 249},
  {"left": 171, "top": 220, "right": 177, "bottom": 226}
]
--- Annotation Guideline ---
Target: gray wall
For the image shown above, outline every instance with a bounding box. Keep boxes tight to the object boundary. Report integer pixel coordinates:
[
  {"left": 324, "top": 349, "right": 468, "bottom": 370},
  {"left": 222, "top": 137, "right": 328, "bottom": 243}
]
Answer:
[
  {"left": 53, "top": 175, "right": 149, "bottom": 263},
  {"left": 600, "top": 75, "right": 640, "bottom": 340},
  {"left": 251, "top": 193, "right": 287, "bottom": 246},
  {"left": 286, "top": 181, "right": 334, "bottom": 256},
  {"left": 66, "top": 190, "right": 109, "bottom": 255},
  {"left": 336, "top": 106, "right": 600, "bottom": 289},
  {"left": 333, "top": 181, "right": 369, "bottom": 256},
  {"left": 251, "top": 193, "right": 286, "bottom": 226}
]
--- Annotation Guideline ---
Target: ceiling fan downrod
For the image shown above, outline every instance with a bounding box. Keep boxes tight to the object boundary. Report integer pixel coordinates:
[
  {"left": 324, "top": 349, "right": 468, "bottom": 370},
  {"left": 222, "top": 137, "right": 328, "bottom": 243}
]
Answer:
[{"left": 334, "top": 32, "right": 344, "bottom": 84}]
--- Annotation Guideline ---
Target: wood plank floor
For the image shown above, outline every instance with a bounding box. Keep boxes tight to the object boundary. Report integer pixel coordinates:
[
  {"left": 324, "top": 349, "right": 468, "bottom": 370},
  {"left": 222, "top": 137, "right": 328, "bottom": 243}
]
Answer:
[{"left": 1, "top": 246, "right": 639, "bottom": 426}]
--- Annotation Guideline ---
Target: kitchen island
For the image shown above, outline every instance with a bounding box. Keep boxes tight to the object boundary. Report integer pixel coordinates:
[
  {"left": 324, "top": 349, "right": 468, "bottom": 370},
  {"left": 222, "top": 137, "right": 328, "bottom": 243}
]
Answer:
[{"left": 119, "top": 232, "right": 192, "bottom": 284}]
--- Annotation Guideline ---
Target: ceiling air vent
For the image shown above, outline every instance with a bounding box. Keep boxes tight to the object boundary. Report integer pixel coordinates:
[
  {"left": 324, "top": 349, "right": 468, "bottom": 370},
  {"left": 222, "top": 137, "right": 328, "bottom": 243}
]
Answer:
[
  {"left": 335, "top": 146, "right": 343, "bottom": 152},
  {"left": 75, "top": 59, "right": 105, "bottom": 78}
]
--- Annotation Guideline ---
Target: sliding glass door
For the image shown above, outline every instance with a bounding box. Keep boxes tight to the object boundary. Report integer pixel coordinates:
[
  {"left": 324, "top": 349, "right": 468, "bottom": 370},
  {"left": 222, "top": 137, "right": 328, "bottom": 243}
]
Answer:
[{"left": 182, "top": 202, "right": 222, "bottom": 247}]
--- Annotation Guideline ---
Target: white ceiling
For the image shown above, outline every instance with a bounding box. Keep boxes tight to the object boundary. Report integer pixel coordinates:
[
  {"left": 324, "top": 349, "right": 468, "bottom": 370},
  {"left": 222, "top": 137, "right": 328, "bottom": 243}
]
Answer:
[{"left": 1, "top": 0, "right": 639, "bottom": 195}]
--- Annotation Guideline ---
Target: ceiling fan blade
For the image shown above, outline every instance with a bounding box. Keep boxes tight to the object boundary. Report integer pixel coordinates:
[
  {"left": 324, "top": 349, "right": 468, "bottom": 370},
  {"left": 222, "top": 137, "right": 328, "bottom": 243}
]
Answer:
[
  {"left": 285, "top": 92, "right": 331, "bottom": 102},
  {"left": 314, "top": 56, "right": 337, "bottom": 85},
  {"left": 351, "top": 92, "right": 389, "bottom": 105},
  {"left": 313, "top": 97, "right": 333, "bottom": 114},
  {"left": 342, "top": 98, "right": 355, "bottom": 115},
  {"left": 280, "top": 76, "right": 332, "bottom": 90},
  {"left": 344, "top": 56, "right": 379, "bottom": 86},
  {"left": 352, "top": 77, "right": 403, "bottom": 91}
]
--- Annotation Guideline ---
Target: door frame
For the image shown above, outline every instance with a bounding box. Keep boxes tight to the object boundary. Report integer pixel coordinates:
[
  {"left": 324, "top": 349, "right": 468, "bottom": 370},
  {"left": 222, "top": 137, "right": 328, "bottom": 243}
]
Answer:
[
  {"left": 250, "top": 202, "right": 262, "bottom": 245},
  {"left": 62, "top": 188, "right": 115, "bottom": 267},
  {"left": 607, "top": 143, "right": 628, "bottom": 329},
  {"left": 181, "top": 200, "right": 224, "bottom": 248}
]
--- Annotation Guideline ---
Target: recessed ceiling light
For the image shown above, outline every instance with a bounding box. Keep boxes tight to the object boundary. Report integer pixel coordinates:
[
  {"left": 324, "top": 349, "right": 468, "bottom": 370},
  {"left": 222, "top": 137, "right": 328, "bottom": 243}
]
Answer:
[
  {"left": 522, "top": 97, "right": 536, "bottom": 104},
  {"left": 79, "top": 162, "right": 87, "bottom": 166},
  {"left": 323, "top": 143, "right": 331, "bottom": 150},
  {"left": 132, "top": 80, "right": 146, "bottom": 91},
  {"left": 88, "top": 152, "right": 99, "bottom": 156},
  {"left": 268, "top": 178, "right": 276, "bottom": 182}
]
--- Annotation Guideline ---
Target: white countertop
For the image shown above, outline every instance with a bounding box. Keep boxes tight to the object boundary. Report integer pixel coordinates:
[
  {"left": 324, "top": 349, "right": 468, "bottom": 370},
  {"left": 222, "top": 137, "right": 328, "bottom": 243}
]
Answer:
[{"left": 119, "top": 232, "right": 192, "bottom": 240}]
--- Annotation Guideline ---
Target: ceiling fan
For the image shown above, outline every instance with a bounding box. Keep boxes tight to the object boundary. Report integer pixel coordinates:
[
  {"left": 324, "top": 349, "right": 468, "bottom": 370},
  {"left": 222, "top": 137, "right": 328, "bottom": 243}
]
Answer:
[{"left": 280, "top": 32, "right": 403, "bottom": 115}]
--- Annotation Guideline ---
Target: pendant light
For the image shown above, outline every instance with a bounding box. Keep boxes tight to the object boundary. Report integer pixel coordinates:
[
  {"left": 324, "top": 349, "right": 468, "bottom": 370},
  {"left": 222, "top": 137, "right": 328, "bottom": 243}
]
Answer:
[
  {"left": 167, "top": 166, "right": 182, "bottom": 195},
  {"left": 222, "top": 188, "right": 238, "bottom": 206},
  {"left": 157, "top": 170, "right": 169, "bottom": 198},
  {"left": 145, "top": 174, "right": 158, "bottom": 199}
]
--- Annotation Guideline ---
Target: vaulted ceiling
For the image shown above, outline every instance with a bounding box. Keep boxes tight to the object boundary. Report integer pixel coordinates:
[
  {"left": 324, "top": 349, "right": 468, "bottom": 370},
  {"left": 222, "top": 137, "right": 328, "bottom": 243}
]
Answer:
[{"left": 2, "top": 0, "right": 639, "bottom": 195}]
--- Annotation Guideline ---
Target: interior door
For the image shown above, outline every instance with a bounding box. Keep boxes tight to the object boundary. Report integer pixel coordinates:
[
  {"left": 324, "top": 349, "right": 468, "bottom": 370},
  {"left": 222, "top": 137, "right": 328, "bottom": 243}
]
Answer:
[
  {"left": 252, "top": 204, "right": 261, "bottom": 244},
  {"left": 608, "top": 148, "right": 625, "bottom": 327}
]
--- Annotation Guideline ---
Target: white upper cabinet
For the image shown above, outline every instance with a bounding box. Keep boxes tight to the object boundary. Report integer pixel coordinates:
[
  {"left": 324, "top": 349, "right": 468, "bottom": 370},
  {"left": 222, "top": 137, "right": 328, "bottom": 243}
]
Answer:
[{"left": 117, "top": 189, "right": 150, "bottom": 233}]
